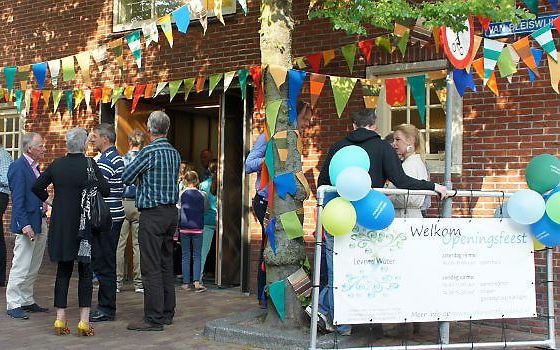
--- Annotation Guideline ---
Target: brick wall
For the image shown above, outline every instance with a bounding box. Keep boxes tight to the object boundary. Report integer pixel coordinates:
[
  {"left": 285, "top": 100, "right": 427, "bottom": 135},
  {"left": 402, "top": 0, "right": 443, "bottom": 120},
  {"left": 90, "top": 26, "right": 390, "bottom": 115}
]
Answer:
[{"left": 0, "top": 0, "right": 559, "bottom": 334}]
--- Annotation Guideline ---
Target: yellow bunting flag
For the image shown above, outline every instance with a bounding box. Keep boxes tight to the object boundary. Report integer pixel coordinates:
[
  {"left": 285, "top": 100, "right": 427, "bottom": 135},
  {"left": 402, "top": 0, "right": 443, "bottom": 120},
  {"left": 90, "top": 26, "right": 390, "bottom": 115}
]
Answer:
[
  {"left": 294, "top": 57, "right": 307, "bottom": 69},
  {"left": 108, "top": 39, "right": 124, "bottom": 73},
  {"left": 111, "top": 87, "right": 124, "bottom": 107},
  {"left": 74, "top": 89, "right": 85, "bottom": 109},
  {"left": 52, "top": 90, "right": 63, "bottom": 113},
  {"left": 427, "top": 70, "right": 447, "bottom": 81},
  {"left": 42, "top": 90, "right": 51, "bottom": 110},
  {"left": 75, "top": 52, "right": 91, "bottom": 85},
  {"left": 123, "top": 86, "right": 135, "bottom": 99},
  {"left": 547, "top": 55, "right": 560, "bottom": 93},
  {"left": 214, "top": 0, "right": 225, "bottom": 25},
  {"left": 269, "top": 64, "right": 287, "bottom": 89},
  {"left": 158, "top": 14, "right": 173, "bottom": 48},
  {"left": 183, "top": 78, "right": 195, "bottom": 101},
  {"left": 102, "top": 87, "right": 112, "bottom": 103},
  {"left": 433, "top": 27, "right": 442, "bottom": 54},
  {"left": 169, "top": 80, "right": 182, "bottom": 101},
  {"left": 323, "top": 49, "right": 335, "bottom": 66},
  {"left": 154, "top": 82, "right": 167, "bottom": 98},
  {"left": 18, "top": 65, "right": 31, "bottom": 90},
  {"left": 330, "top": 76, "right": 357, "bottom": 117}
]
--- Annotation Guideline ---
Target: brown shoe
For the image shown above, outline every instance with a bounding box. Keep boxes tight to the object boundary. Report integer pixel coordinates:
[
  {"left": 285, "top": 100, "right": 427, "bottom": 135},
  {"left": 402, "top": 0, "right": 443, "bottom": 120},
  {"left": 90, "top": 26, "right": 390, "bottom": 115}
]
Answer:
[{"left": 127, "top": 319, "right": 163, "bottom": 331}]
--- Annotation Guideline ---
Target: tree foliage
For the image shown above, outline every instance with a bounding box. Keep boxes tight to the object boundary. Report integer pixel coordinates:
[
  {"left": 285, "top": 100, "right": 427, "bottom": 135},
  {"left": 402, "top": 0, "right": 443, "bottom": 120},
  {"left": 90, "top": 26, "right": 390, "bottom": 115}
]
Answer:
[{"left": 309, "top": 0, "right": 533, "bottom": 35}]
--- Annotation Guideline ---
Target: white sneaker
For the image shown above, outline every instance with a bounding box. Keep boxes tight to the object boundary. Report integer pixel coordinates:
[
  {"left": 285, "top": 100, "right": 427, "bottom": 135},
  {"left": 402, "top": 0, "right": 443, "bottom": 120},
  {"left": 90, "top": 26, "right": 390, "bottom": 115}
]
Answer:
[
  {"left": 116, "top": 288, "right": 121, "bottom": 293},
  {"left": 134, "top": 288, "right": 144, "bottom": 293},
  {"left": 305, "top": 305, "right": 334, "bottom": 332}
]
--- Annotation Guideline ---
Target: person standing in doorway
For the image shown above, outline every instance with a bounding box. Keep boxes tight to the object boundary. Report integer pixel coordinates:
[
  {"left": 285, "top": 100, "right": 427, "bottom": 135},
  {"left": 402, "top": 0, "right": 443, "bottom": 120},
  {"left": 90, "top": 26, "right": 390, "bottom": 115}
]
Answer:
[
  {"left": 0, "top": 143, "right": 12, "bottom": 287},
  {"left": 89, "top": 123, "right": 125, "bottom": 322},
  {"left": 199, "top": 149, "right": 213, "bottom": 181},
  {"left": 123, "top": 111, "right": 181, "bottom": 331},
  {"left": 199, "top": 159, "right": 217, "bottom": 278},
  {"left": 5, "top": 132, "right": 48, "bottom": 319},
  {"left": 117, "top": 129, "right": 145, "bottom": 294}
]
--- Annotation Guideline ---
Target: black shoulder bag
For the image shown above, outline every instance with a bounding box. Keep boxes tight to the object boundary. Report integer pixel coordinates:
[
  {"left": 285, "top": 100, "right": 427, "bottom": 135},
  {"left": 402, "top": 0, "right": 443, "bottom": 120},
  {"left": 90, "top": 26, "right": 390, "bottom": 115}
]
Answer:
[{"left": 87, "top": 158, "right": 112, "bottom": 232}]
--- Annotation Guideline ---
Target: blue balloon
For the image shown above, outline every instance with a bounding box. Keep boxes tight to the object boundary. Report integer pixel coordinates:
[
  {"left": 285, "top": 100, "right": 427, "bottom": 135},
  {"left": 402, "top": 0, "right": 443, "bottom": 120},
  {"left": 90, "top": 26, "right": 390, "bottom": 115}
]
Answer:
[
  {"left": 329, "top": 146, "right": 370, "bottom": 185},
  {"left": 543, "top": 185, "right": 560, "bottom": 201},
  {"left": 531, "top": 213, "right": 560, "bottom": 247},
  {"left": 352, "top": 190, "right": 395, "bottom": 230},
  {"left": 336, "top": 166, "right": 371, "bottom": 201}
]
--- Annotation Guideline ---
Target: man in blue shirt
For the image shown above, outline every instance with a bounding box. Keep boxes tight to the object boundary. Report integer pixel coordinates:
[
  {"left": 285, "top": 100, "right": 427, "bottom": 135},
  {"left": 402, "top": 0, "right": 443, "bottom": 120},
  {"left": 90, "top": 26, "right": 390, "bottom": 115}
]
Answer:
[
  {"left": 89, "top": 123, "right": 125, "bottom": 322},
  {"left": 123, "top": 111, "right": 181, "bottom": 332}
]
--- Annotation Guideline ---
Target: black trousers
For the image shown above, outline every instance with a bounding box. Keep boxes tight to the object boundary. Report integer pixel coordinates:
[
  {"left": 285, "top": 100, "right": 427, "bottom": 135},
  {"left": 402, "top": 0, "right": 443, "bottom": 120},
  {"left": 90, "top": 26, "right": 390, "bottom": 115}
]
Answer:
[
  {"left": 0, "top": 192, "right": 8, "bottom": 286},
  {"left": 252, "top": 194, "right": 267, "bottom": 302},
  {"left": 138, "top": 205, "right": 177, "bottom": 325},
  {"left": 91, "top": 220, "right": 123, "bottom": 317},
  {"left": 54, "top": 260, "right": 93, "bottom": 308}
]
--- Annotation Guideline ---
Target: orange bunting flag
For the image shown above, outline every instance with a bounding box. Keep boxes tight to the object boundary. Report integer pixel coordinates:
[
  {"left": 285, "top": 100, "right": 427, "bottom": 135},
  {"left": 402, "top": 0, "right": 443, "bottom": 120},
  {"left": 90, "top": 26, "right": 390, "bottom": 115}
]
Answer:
[
  {"left": 513, "top": 36, "right": 539, "bottom": 76},
  {"left": 553, "top": 16, "right": 560, "bottom": 34},
  {"left": 385, "top": 77, "right": 406, "bottom": 106},
  {"left": 358, "top": 39, "right": 374, "bottom": 64},
  {"left": 123, "top": 85, "right": 135, "bottom": 99},
  {"left": 305, "top": 52, "right": 322, "bottom": 73},
  {"left": 31, "top": 90, "right": 41, "bottom": 118},
  {"left": 144, "top": 83, "right": 155, "bottom": 98},
  {"left": 478, "top": 16, "right": 491, "bottom": 31},
  {"left": 323, "top": 49, "right": 335, "bottom": 67},
  {"left": 42, "top": 90, "right": 51, "bottom": 111},
  {"left": 92, "top": 88, "right": 102, "bottom": 107},
  {"left": 547, "top": 55, "right": 560, "bottom": 94},
  {"left": 433, "top": 27, "right": 442, "bottom": 54},
  {"left": 473, "top": 58, "right": 499, "bottom": 96},
  {"left": 309, "top": 73, "right": 327, "bottom": 109},
  {"left": 487, "top": 72, "right": 499, "bottom": 96},
  {"left": 250, "top": 65, "right": 264, "bottom": 110},
  {"left": 131, "top": 84, "right": 146, "bottom": 114},
  {"left": 260, "top": 162, "right": 270, "bottom": 190},
  {"left": 195, "top": 76, "right": 206, "bottom": 93},
  {"left": 466, "top": 35, "right": 483, "bottom": 71},
  {"left": 101, "top": 87, "right": 112, "bottom": 104}
]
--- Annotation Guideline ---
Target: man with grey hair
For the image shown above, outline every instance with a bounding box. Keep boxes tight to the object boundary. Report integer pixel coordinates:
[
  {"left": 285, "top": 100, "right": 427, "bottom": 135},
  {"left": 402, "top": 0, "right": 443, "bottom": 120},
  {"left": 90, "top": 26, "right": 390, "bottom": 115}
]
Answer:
[
  {"left": 123, "top": 111, "right": 181, "bottom": 331},
  {"left": 6, "top": 132, "right": 49, "bottom": 319}
]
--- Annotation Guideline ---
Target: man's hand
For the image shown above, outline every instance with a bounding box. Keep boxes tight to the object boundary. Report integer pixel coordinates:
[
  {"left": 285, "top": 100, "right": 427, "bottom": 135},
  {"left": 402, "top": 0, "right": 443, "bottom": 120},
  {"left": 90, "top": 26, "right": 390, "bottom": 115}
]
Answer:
[
  {"left": 434, "top": 183, "right": 450, "bottom": 199},
  {"left": 22, "top": 225, "right": 35, "bottom": 241}
]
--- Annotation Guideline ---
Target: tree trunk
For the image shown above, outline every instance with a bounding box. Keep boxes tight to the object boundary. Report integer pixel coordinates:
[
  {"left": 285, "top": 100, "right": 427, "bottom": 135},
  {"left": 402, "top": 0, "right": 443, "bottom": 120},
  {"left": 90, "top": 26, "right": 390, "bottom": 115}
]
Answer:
[{"left": 260, "top": 0, "right": 307, "bottom": 328}]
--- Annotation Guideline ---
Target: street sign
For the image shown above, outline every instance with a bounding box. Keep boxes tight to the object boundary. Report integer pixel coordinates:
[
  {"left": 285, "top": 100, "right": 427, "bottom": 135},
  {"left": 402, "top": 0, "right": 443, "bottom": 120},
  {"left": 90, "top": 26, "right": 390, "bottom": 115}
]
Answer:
[{"left": 485, "top": 14, "right": 559, "bottom": 38}]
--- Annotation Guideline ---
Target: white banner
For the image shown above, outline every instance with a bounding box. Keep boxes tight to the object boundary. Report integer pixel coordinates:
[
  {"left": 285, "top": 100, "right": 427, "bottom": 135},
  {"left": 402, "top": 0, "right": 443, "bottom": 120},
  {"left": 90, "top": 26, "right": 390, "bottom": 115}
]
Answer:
[{"left": 333, "top": 218, "right": 536, "bottom": 324}]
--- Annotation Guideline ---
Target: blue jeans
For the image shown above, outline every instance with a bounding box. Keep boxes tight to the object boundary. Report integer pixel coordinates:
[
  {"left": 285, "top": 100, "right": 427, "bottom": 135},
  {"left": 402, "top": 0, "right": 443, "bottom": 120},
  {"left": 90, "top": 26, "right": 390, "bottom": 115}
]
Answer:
[
  {"left": 318, "top": 232, "right": 351, "bottom": 333},
  {"left": 180, "top": 234, "right": 203, "bottom": 284}
]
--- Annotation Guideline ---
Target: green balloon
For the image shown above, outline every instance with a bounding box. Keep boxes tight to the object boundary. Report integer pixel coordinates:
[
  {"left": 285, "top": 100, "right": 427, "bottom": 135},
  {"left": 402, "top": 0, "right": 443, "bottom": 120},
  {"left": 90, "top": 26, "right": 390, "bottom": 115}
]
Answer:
[
  {"left": 321, "top": 197, "right": 356, "bottom": 237},
  {"left": 546, "top": 192, "right": 560, "bottom": 224},
  {"left": 526, "top": 154, "right": 560, "bottom": 194}
]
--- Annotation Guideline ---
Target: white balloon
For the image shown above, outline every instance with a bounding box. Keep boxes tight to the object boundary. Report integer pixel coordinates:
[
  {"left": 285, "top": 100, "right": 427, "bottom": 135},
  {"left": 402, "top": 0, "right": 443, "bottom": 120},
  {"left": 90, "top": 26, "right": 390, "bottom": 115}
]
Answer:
[
  {"left": 336, "top": 167, "right": 372, "bottom": 201},
  {"left": 507, "top": 189, "right": 546, "bottom": 225}
]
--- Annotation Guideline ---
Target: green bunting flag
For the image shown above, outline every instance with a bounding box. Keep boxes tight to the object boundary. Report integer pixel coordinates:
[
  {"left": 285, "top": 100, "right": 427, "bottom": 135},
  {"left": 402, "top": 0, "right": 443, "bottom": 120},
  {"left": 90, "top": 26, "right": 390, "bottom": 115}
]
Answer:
[
  {"left": 169, "top": 80, "right": 182, "bottom": 102},
  {"left": 341, "top": 43, "right": 357, "bottom": 74},
  {"left": 330, "top": 76, "right": 357, "bottom": 117},
  {"left": 4, "top": 66, "right": 17, "bottom": 96},
  {"left": 280, "top": 210, "right": 304, "bottom": 240},
  {"left": 268, "top": 280, "right": 285, "bottom": 321},
  {"left": 396, "top": 30, "right": 410, "bottom": 57},
  {"left": 209, "top": 73, "right": 223, "bottom": 96},
  {"left": 265, "top": 140, "right": 275, "bottom": 179},
  {"left": 64, "top": 90, "right": 73, "bottom": 114},
  {"left": 111, "top": 87, "right": 124, "bottom": 107},
  {"left": 497, "top": 47, "right": 517, "bottom": 78},
  {"left": 52, "top": 90, "right": 63, "bottom": 113},
  {"left": 375, "top": 35, "right": 393, "bottom": 54},
  {"left": 238, "top": 69, "right": 249, "bottom": 100},
  {"left": 126, "top": 31, "right": 142, "bottom": 68},
  {"left": 266, "top": 100, "right": 282, "bottom": 136},
  {"left": 223, "top": 71, "right": 236, "bottom": 93},
  {"left": 531, "top": 25, "right": 558, "bottom": 62},
  {"left": 523, "top": 0, "right": 539, "bottom": 14},
  {"left": 407, "top": 75, "right": 426, "bottom": 125},
  {"left": 61, "top": 56, "right": 76, "bottom": 82},
  {"left": 183, "top": 78, "right": 195, "bottom": 101},
  {"left": 14, "top": 90, "right": 23, "bottom": 113}
]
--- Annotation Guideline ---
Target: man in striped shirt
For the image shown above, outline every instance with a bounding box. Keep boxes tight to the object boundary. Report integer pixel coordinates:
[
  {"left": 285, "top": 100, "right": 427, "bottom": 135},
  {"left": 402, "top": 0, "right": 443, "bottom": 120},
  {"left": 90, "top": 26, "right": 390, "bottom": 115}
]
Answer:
[
  {"left": 123, "top": 111, "right": 181, "bottom": 332},
  {"left": 89, "top": 123, "right": 125, "bottom": 323}
]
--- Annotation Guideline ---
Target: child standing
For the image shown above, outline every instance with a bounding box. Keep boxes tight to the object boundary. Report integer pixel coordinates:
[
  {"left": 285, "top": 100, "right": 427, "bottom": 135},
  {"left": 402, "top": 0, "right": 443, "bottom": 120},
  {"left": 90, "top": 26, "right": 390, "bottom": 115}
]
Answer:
[{"left": 178, "top": 171, "right": 209, "bottom": 292}]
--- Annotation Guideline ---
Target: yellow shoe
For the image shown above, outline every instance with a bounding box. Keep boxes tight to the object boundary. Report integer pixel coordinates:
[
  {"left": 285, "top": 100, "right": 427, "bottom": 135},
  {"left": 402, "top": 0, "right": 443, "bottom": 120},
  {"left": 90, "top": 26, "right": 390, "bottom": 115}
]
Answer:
[
  {"left": 53, "top": 320, "right": 70, "bottom": 336},
  {"left": 76, "top": 321, "right": 94, "bottom": 336}
]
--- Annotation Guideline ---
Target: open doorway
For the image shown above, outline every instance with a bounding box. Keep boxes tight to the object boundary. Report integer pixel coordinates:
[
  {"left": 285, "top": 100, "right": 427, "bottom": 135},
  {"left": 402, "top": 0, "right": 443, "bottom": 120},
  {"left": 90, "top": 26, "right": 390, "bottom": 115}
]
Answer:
[{"left": 115, "top": 86, "right": 250, "bottom": 288}]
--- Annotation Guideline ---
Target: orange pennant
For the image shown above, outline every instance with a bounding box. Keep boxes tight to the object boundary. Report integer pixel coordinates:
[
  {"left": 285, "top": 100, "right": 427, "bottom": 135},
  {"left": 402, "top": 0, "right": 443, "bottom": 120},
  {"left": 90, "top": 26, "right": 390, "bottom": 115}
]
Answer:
[
  {"left": 144, "top": 83, "right": 155, "bottom": 98},
  {"left": 309, "top": 73, "right": 327, "bottom": 109},
  {"left": 433, "top": 27, "right": 442, "bottom": 54},
  {"left": 131, "top": 84, "right": 146, "bottom": 114},
  {"left": 31, "top": 90, "right": 41, "bottom": 118},
  {"left": 472, "top": 58, "right": 484, "bottom": 80},
  {"left": 487, "top": 72, "right": 499, "bottom": 96},
  {"left": 101, "top": 87, "right": 112, "bottom": 103},
  {"left": 92, "top": 88, "right": 102, "bottom": 107},
  {"left": 512, "top": 36, "right": 539, "bottom": 76},
  {"left": 196, "top": 75, "right": 206, "bottom": 93},
  {"left": 123, "top": 85, "right": 135, "bottom": 99},
  {"left": 260, "top": 162, "right": 270, "bottom": 190},
  {"left": 250, "top": 66, "right": 264, "bottom": 110},
  {"left": 322, "top": 49, "right": 335, "bottom": 67},
  {"left": 42, "top": 90, "right": 51, "bottom": 111},
  {"left": 466, "top": 35, "right": 483, "bottom": 71}
]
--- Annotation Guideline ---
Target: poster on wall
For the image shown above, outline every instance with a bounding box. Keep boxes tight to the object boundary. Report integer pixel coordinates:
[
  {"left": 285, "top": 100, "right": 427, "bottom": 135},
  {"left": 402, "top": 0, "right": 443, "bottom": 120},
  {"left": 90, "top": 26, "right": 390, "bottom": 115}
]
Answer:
[{"left": 333, "top": 218, "right": 536, "bottom": 325}]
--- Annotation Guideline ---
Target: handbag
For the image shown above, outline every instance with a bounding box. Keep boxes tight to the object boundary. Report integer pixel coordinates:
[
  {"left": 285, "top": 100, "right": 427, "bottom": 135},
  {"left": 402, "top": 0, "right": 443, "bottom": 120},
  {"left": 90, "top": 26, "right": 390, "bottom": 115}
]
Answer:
[{"left": 86, "top": 158, "right": 112, "bottom": 232}]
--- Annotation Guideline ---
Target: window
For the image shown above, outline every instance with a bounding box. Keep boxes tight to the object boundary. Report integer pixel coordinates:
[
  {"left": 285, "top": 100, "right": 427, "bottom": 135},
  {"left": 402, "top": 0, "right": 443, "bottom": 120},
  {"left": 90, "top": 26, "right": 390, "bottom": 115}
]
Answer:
[
  {"left": 0, "top": 106, "right": 22, "bottom": 158},
  {"left": 366, "top": 60, "right": 463, "bottom": 174},
  {"left": 114, "top": 0, "right": 237, "bottom": 32}
]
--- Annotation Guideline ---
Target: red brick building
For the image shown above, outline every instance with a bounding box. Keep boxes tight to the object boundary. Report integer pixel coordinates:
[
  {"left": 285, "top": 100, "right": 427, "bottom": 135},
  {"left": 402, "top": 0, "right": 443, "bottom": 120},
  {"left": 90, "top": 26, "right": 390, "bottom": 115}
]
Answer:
[{"left": 0, "top": 0, "right": 559, "bottom": 334}]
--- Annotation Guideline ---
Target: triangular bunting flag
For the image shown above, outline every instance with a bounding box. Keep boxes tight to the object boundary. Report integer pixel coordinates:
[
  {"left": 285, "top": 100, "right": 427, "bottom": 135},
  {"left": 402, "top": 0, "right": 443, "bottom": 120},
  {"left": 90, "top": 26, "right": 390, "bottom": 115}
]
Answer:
[
  {"left": 265, "top": 217, "right": 276, "bottom": 254},
  {"left": 361, "top": 79, "right": 381, "bottom": 109},
  {"left": 407, "top": 75, "right": 426, "bottom": 124},
  {"left": 466, "top": 35, "right": 483, "bottom": 71},
  {"left": 506, "top": 45, "right": 521, "bottom": 83},
  {"left": 131, "top": 84, "right": 146, "bottom": 114},
  {"left": 531, "top": 25, "right": 557, "bottom": 62},
  {"left": 172, "top": 5, "right": 191, "bottom": 33},
  {"left": 309, "top": 73, "right": 326, "bottom": 109},
  {"left": 238, "top": 69, "right": 248, "bottom": 100},
  {"left": 280, "top": 210, "right": 303, "bottom": 239},
  {"left": 483, "top": 38, "right": 505, "bottom": 84},
  {"left": 528, "top": 48, "right": 544, "bottom": 82},
  {"left": 358, "top": 39, "right": 374, "bottom": 64},
  {"left": 92, "top": 88, "right": 102, "bottom": 107},
  {"left": 108, "top": 38, "right": 124, "bottom": 73},
  {"left": 305, "top": 52, "right": 322, "bottom": 73},
  {"left": 61, "top": 56, "right": 76, "bottom": 82},
  {"left": 74, "top": 89, "right": 85, "bottom": 109},
  {"left": 478, "top": 16, "right": 491, "bottom": 31},
  {"left": 91, "top": 45, "right": 108, "bottom": 72},
  {"left": 268, "top": 280, "right": 285, "bottom": 321},
  {"left": 223, "top": 71, "right": 235, "bottom": 92},
  {"left": 126, "top": 31, "right": 142, "bottom": 68},
  {"left": 84, "top": 89, "right": 91, "bottom": 111},
  {"left": 123, "top": 86, "right": 135, "bottom": 99},
  {"left": 488, "top": 72, "right": 499, "bottom": 96},
  {"left": 396, "top": 29, "right": 411, "bottom": 57},
  {"left": 32, "top": 63, "right": 48, "bottom": 90},
  {"left": 4, "top": 67, "right": 17, "bottom": 96},
  {"left": 155, "top": 82, "right": 168, "bottom": 97},
  {"left": 183, "top": 78, "right": 195, "bottom": 101},
  {"left": 75, "top": 52, "right": 91, "bottom": 84},
  {"left": 385, "top": 77, "right": 406, "bottom": 106},
  {"left": 250, "top": 65, "right": 264, "bottom": 110},
  {"left": 548, "top": 55, "right": 560, "bottom": 93},
  {"left": 472, "top": 57, "right": 484, "bottom": 80},
  {"left": 42, "top": 90, "right": 51, "bottom": 110},
  {"left": 330, "top": 76, "right": 357, "bottom": 117},
  {"left": 288, "top": 69, "right": 307, "bottom": 124},
  {"left": 238, "top": 0, "right": 248, "bottom": 15},
  {"left": 195, "top": 76, "right": 205, "bottom": 93},
  {"left": 550, "top": 0, "right": 559, "bottom": 10},
  {"left": 266, "top": 100, "right": 282, "bottom": 135},
  {"left": 341, "top": 43, "right": 357, "bottom": 74},
  {"left": 214, "top": 0, "right": 225, "bottom": 25},
  {"left": 24, "top": 89, "right": 31, "bottom": 115},
  {"left": 14, "top": 90, "right": 23, "bottom": 114},
  {"left": 294, "top": 56, "right": 307, "bottom": 69},
  {"left": 143, "top": 83, "right": 155, "bottom": 99},
  {"left": 497, "top": 47, "right": 517, "bottom": 78},
  {"left": 264, "top": 140, "right": 275, "bottom": 179},
  {"left": 554, "top": 15, "right": 560, "bottom": 34},
  {"left": 433, "top": 27, "right": 442, "bottom": 54},
  {"left": 111, "top": 87, "right": 124, "bottom": 107},
  {"left": 269, "top": 65, "right": 287, "bottom": 89},
  {"left": 64, "top": 90, "right": 73, "bottom": 114},
  {"left": 274, "top": 173, "right": 297, "bottom": 200},
  {"left": 189, "top": 0, "right": 208, "bottom": 35},
  {"left": 376, "top": 35, "right": 394, "bottom": 54},
  {"left": 323, "top": 49, "right": 335, "bottom": 66},
  {"left": 48, "top": 60, "right": 61, "bottom": 87},
  {"left": 17, "top": 65, "right": 31, "bottom": 90},
  {"left": 452, "top": 69, "right": 476, "bottom": 97},
  {"left": 394, "top": 23, "right": 409, "bottom": 37},
  {"left": 158, "top": 14, "right": 173, "bottom": 47},
  {"left": 102, "top": 87, "right": 112, "bottom": 103},
  {"left": 142, "top": 22, "right": 159, "bottom": 47},
  {"left": 31, "top": 90, "right": 41, "bottom": 118},
  {"left": 523, "top": 0, "right": 539, "bottom": 14},
  {"left": 169, "top": 80, "right": 182, "bottom": 101},
  {"left": 208, "top": 73, "right": 223, "bottom": 96}
]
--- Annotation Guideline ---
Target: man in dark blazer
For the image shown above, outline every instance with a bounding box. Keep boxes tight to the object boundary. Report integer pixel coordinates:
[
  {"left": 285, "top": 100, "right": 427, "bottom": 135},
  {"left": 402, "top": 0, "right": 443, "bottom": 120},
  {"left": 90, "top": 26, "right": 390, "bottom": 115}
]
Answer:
[{"left": 5, "top": 132, "right": 49, "bottom": 320}]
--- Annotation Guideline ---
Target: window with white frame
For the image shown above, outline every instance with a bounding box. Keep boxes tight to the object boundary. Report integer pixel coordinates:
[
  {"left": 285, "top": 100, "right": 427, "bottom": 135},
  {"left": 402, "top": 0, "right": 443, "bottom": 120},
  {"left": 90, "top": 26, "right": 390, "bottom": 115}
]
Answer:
[
  {"left": 366, "top": 60, "right": 463, "bottom": 174},
  {"left": 113, "top": 0, "right": 237, "bottom": 32},
  {"left": 0, "top": 106, "right": 22, "bottom": 158}
]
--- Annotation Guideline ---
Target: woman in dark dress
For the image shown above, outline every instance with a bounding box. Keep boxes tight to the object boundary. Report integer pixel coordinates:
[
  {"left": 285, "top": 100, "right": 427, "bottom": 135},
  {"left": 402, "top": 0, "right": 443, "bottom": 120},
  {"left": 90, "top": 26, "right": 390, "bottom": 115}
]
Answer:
[{"left": 32, "top": 128, "right": 109, "bottom": 336}]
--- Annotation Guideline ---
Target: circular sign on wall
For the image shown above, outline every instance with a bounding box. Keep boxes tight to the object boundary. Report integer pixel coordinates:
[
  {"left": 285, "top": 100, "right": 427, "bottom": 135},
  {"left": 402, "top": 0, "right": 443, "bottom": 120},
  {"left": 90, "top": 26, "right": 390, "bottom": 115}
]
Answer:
[{"left": 441, "top": 17, "right": 475, "bottom": 69}]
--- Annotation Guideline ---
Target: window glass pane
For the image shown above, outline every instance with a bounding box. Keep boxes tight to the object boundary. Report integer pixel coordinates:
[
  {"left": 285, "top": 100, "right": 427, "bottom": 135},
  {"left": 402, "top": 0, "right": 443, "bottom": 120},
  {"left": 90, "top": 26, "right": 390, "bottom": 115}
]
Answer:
[
  {"left": 410, "top": 109, "right": 422, "bottom": 129},
  {"left": 155, "top": 0, "right": 183, "bottom": 17},
  {"left": 391, "top": 110, "right": 407, "bottom": 128},
  {"left": 116, "top": 0, "right": 151, "bottom": 25},
  {"left": 5, "top": 134, "right": 12, "bottom": 149},
  {"left": 430, "top": 108, "right": 446, "bottom": 129},
  {"left": 429, "top": 131, "right": 445, "bottom": 155},
  {"left": 6, "top": 119, "right": 14, "bottom": 132},
  {"left": 0, "top": 120, "right": 4, "bottom": 133}
]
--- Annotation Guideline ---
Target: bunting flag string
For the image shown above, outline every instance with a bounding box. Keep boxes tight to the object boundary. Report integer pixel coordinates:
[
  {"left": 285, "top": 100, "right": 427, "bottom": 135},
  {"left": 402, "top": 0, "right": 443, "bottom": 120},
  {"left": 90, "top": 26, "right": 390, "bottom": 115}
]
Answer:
[{"left": 483, "top": 38, "right": 505, "bottom": 85}]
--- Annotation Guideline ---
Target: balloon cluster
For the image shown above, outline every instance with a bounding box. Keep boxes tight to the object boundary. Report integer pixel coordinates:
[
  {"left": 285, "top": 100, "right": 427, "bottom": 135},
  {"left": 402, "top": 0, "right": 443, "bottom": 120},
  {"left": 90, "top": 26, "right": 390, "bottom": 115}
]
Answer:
[
  {"left": 321, "top": 146, "right": 395, "bottom": 237},
  {"left": 506, "top": 154, "right": 560, "bottom": 247}
]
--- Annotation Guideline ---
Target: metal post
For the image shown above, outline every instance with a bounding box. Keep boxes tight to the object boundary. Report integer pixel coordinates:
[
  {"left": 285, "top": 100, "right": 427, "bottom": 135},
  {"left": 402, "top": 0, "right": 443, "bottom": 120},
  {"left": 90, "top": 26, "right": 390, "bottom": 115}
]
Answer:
[{"left": 547, "top": 247, "right": 557, "bottom": 349}]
